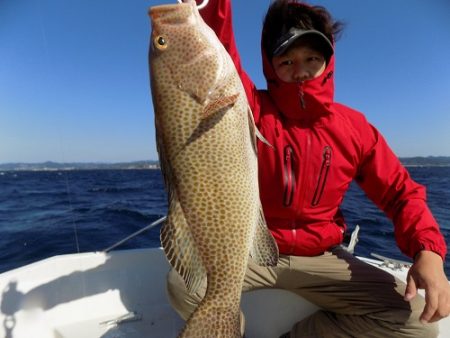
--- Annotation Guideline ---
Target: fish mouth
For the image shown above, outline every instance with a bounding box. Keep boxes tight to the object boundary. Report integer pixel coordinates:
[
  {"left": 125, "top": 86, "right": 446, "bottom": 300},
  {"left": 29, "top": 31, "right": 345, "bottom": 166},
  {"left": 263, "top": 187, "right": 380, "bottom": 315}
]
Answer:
[{"left": 149, "top": 2, "right": 193, "bottom": 22}]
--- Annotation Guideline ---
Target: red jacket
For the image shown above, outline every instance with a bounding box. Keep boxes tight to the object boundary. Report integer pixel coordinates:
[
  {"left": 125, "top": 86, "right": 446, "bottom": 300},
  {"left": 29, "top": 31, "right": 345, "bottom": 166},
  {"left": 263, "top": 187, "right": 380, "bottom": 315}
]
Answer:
[{"left": 200, "top": 0, "right": 447, "bottom": 259}]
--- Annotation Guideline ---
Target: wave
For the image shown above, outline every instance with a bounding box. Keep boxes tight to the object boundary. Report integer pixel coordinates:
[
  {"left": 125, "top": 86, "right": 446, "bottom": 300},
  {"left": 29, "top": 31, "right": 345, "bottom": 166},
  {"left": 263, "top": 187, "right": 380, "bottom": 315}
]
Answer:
[
  {"left": 1, "top": 168, "right": 449, "bottom": 276},
  {"left": 87, "top": 186, "right": 144, "bottom": 194}
]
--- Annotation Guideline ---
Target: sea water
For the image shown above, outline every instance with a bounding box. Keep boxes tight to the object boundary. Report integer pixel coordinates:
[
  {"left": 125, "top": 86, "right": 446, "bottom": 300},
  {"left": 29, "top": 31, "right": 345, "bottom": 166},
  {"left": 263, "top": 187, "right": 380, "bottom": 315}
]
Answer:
[{"left": 0, "top": 167, "right": 449, "bottom": 276}]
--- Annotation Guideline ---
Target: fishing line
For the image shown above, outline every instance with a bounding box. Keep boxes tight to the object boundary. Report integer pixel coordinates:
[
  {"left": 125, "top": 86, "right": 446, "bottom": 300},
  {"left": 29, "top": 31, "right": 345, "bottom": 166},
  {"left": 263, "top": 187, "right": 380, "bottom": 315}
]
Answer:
[
  {"left": 62, "top": 168, "right": 81, "bottom": 254},
  {"left": 37, "top": 0, "right": 81, "bottom": 254}
]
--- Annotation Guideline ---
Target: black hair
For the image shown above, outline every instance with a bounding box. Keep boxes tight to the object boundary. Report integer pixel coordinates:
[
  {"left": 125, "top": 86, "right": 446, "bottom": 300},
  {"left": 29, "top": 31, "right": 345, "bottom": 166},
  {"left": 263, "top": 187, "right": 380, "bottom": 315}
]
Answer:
[{"left": 262, "top": 0, "right": 344, "bottom": 57}]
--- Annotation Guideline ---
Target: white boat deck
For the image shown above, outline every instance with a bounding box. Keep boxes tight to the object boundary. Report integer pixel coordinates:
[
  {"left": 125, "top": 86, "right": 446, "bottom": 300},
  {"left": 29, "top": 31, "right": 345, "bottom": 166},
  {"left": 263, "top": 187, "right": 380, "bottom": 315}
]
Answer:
[
  {"left": 0, "top": 249, "right": 184, "bottom": 338},
  {"left": 0, "top": 248, "right": 448, "bottom": 337}
]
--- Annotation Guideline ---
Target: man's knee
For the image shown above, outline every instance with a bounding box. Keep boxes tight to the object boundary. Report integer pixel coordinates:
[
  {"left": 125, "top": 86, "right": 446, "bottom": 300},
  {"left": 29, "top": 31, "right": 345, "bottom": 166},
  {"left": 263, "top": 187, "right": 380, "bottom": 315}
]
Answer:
[
  {"left": 407, "top": 295, "right": 439, "bottom": 337},
  {"left": 418, "top": 321, "right": 439, "bottom": 338}
]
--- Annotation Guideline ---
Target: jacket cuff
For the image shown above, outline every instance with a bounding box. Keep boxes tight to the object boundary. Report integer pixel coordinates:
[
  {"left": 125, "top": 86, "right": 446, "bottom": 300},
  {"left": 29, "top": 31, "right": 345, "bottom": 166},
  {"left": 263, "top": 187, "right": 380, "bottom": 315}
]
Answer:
[{"left": 410, "top": 240, "right": 447, "bottom": 262}]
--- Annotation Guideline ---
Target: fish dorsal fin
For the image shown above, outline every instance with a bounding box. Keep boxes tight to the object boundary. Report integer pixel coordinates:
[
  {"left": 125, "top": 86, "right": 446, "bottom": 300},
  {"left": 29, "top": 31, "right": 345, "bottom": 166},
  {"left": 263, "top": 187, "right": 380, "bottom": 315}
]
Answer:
[
  {"left": 160, "top": 196, "right": 207, "bottom": 294},
  {"left": 249, "top": 208, "right": 279, "bottom": 266}
]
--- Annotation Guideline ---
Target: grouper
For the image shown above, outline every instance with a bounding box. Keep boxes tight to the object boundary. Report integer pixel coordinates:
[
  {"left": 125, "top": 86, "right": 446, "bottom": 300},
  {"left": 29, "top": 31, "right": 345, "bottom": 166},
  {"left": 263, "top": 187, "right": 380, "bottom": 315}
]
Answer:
[{"left": 148, "top": 1, "right": 279, "bottom": 336}]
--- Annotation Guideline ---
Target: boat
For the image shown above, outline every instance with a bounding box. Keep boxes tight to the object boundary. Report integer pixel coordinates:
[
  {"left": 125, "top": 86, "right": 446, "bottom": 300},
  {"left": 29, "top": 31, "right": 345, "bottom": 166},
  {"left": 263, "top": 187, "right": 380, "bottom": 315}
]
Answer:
[{"left": 1, "top": 237, "right": 449, "bottom": 338}]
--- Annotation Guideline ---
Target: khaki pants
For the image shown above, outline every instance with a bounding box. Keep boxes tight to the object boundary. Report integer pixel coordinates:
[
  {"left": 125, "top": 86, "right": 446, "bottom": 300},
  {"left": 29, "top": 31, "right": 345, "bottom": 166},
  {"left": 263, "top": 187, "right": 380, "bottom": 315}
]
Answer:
[{"left": 167, "top": 246, "right": 438, "bottom": 337}]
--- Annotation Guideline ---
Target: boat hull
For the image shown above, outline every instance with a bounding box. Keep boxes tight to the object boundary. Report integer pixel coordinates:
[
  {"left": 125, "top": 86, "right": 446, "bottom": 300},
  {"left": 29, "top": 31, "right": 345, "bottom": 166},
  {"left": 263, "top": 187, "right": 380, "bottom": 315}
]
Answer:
[{"left": 0, "top": 248, "right": 448, "bottom": 337}]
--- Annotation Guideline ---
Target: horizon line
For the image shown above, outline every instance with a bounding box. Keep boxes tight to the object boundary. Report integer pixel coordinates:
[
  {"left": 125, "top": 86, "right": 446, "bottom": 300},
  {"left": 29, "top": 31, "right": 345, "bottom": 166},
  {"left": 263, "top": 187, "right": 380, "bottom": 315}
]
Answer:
[{"left": 2, "top": 155, "right": 450, "bottom": 166}]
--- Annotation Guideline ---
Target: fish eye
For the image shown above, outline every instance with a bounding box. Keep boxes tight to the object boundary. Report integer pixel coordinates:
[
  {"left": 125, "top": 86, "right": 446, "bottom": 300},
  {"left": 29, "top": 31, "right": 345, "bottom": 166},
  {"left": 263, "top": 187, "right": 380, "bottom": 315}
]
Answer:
[{"left": 153, "top": 35, "right": 168, "bottom": 50}]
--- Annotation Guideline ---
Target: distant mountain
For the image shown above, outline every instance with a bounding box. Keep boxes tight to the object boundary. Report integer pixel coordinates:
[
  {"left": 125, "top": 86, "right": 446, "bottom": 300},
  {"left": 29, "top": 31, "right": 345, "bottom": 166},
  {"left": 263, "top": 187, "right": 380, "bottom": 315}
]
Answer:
[
  {"left": 0, "top": 160, "right": 160, "bottom": 171},
  {"left": 0, "top": 157, "right": 449, "bottom": 171},
  {"left": 399, "top": 156, "right": 450, "bottom": 167}
]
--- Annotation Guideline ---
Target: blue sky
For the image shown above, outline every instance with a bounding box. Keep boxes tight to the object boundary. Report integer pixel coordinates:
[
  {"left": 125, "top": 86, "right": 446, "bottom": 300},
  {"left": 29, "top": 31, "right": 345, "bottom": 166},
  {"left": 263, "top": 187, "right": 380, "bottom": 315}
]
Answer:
[{"left": 1, "top": 0, "right": 449, "bottom": 163}]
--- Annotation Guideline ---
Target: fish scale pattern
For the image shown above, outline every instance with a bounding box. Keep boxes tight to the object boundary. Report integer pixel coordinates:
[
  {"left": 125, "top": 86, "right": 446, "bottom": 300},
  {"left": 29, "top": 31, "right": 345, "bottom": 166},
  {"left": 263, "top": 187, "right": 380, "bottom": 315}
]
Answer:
[{"left": 149, "top": 1, "right": 278, "bottom": 337}]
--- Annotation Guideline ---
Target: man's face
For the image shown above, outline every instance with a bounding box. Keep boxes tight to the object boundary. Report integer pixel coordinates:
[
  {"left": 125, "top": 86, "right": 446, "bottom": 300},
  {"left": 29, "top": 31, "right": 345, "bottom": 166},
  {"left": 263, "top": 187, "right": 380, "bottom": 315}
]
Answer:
[{"left": 271, "top": 42, "right": 326, "bottom": 83}]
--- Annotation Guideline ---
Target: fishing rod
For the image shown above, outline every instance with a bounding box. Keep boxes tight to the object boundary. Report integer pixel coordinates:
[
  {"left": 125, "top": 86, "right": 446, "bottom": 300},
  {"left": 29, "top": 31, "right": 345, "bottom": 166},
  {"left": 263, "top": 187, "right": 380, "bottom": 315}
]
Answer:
[{"left": 103, "top": 215, "right": 167, "bottom": 253}]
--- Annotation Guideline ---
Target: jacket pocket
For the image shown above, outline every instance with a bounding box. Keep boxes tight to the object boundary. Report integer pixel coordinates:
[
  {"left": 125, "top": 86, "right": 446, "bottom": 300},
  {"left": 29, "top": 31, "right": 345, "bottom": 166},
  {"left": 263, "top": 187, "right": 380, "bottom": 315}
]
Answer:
[
  {"left": 311, "top": 146, "right": 332, "bottom": 206},
  {"left": 283, "top": 145, "right": 295, "bottom": 207}
]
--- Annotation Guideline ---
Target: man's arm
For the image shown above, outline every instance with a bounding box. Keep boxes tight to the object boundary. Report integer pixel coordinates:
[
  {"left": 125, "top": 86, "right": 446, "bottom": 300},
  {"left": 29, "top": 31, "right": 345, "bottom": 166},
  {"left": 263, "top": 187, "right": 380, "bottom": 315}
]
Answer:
[
  {"left": 354, "top": 122, "right": 446, "bottom": 260},
  {"left": 355, "top": 121, "right": 449, "bottom": 322},
  {"left": 198, "top": 0, "right": 261, "bottom": 121}
]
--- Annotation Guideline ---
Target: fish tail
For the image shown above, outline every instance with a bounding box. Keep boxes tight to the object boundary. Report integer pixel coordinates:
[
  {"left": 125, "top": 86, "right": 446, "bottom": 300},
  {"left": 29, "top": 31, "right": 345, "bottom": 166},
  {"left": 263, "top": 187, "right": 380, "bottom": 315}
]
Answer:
[{"left": 179, "top": 301, "right": 242, "bottom": 338}]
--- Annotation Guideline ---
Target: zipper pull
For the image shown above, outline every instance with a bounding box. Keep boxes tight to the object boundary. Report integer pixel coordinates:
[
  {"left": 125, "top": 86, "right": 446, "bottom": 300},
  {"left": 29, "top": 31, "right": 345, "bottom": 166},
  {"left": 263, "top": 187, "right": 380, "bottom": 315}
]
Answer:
[
  {"left": 285, "top": 146, "right": 292, "bottom": 161},
  {"left": 323, "top": 146, "right": 332, "bottom": 166}
]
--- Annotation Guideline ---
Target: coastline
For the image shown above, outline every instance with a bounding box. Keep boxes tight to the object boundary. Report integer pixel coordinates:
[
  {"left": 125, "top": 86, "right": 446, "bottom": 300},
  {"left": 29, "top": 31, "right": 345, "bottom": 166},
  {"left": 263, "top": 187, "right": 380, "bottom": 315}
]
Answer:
[{"left": 1, "top": 157, "right": 450, "bottom": 172}]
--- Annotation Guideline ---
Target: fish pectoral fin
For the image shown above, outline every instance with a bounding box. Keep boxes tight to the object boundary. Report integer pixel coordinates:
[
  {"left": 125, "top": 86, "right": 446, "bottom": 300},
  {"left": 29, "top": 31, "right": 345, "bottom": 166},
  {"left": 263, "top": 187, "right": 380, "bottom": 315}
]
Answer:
[
  {"left": 250, "top": 208, "right": 279, "bottom": 266},
  {"left": 247, "top": 106, "right": 272, "bottom": 154},
  {"left": 161, "top": 198, "right": 206, "bottom": 294},
  {"left": 255, "top": 126, "right": 272, "bottom": 148},
  {"left": 202, "top": 93, "right": 239, "bottom": 119}
]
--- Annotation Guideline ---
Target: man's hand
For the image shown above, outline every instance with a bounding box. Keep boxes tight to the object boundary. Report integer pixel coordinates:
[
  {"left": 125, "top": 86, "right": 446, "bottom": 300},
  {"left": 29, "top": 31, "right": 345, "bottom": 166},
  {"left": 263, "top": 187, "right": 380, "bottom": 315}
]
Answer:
[{"left": 405, "top": 250, "right": 450, "bottom": 323}]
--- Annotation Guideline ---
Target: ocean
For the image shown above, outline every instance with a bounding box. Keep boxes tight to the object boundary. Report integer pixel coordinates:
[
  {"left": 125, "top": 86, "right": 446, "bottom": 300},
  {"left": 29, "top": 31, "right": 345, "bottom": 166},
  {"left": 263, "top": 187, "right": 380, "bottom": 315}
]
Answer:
[{"left": 0, "top": 167, "right": 449, "bottom": 277}]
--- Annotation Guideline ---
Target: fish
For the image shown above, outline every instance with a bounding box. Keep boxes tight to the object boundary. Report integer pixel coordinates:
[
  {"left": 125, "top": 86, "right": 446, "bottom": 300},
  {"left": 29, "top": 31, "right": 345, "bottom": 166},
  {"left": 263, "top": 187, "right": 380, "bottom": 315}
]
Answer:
[{"left": 148, "top": 1, "right": 279, "bottom": 337}]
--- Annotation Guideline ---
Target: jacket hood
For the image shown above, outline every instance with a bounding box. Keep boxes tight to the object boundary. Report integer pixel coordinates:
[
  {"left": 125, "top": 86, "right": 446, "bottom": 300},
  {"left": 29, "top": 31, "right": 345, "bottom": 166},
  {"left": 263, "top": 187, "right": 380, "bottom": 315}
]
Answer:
[{"left": 262, "top": 48, "right": 336, "bottom": 122}]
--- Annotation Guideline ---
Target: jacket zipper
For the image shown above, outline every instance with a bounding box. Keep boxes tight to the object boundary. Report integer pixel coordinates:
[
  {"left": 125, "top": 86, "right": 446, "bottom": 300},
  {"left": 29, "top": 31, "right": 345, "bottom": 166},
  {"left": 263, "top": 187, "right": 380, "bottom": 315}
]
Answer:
[
  {"left": 321, "top": 71, "right": 334, "bottom": 86},
  {"left": 283, "top": 145, "right": 295, "bottom": 207},
  {"left": 311, "top": 146, "right": 332, "bottom": 206},
  {"left": 287, "top": 132, "right": 311, "bottom": 253},
  {"left": 298, "top": 84, "right": 305, "bottom": 109},
  {"left": 289, "top": 226, "right": 297, "bottom": 254}
]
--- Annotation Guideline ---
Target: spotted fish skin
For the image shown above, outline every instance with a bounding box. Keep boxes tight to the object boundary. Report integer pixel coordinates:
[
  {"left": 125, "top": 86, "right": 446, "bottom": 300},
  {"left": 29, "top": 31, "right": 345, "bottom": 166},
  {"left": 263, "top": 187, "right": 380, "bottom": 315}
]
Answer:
[{"left": 149, "top": 1, "right": 278, "bottom": 337}]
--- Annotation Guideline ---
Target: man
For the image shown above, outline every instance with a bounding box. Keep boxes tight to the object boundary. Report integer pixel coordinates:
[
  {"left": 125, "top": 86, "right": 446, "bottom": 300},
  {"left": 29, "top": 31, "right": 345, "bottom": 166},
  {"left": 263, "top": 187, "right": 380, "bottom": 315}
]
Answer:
[{"left": 167, "top": 1, "right": 450, "bottom": 336}]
